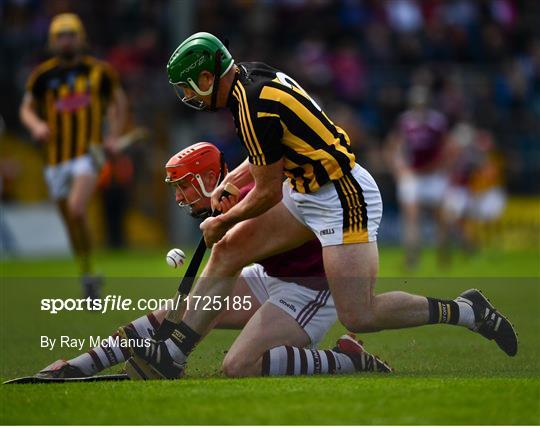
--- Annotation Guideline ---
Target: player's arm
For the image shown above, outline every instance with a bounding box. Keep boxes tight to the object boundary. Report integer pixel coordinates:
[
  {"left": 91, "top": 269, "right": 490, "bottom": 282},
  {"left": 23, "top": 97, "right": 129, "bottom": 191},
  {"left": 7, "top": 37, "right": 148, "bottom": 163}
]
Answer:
[
  {"left": 435, "top": 114, "right": 453, "bottom": 171},
  {"left": 104, "top": 86, "right": 129, "bottom": 151},
  {"left": 211, "top": 157, "right": 253, "bottom": 209},
  {"left": 384, "top": 130, "right": 407, "bottom": 177},
  {"left": 205, "top": 83, "right": 284, "bottom": 236},
  {"left": 19, "top": 93, "right": 50, "bottom": 142},
  {"left": 101, "top": 62, "right": 128, "bottom": 151},
  {"left": 224, "top": 157, "right": 254, "bottom": 188},
  {"left": 219, "top": 158, "right": 283, "bottom": 226},
  {"left": 212, "top": 92, "right": 283, "bottom": 212},
  {"left": 440, "top": 132, "right": 459, "bottom": 171},
  {"left": 201, "top": 158, "right": 284, "bottom": 246}
]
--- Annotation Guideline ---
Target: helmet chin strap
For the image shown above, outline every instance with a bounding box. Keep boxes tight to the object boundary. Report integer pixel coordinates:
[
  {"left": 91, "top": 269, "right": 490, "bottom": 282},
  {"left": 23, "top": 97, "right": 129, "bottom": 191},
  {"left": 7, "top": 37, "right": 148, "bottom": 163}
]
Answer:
[
  {"left": 196, "top": 151, "right": 227, "bottom": 219},
  {"left": 194, "top": 174, "right": 214, "bottom": 197},
  {"left": 209, "top": 50, "right": 223, "bottom": 112}
]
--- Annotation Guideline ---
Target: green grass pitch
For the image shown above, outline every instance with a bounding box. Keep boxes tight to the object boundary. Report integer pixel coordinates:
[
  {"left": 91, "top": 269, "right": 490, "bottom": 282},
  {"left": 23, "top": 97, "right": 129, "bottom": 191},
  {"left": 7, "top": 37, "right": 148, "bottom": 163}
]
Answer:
[{"left": 1, "top": 247, "right": 539, "bottom": 424}]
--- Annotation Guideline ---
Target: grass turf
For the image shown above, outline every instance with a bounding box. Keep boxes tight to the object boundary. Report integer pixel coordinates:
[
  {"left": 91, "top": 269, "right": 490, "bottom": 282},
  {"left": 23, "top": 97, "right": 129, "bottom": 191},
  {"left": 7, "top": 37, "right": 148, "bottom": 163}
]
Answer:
[{"left": 1, "top": 247, "right": 539, "bottom": 425}]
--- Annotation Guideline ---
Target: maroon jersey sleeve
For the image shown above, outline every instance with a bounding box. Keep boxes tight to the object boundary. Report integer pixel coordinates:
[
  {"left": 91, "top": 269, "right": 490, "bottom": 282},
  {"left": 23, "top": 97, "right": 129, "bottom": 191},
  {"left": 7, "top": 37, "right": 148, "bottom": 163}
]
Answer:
[{"left": 237, "top": 183, "right": 327, "bottom": 291}]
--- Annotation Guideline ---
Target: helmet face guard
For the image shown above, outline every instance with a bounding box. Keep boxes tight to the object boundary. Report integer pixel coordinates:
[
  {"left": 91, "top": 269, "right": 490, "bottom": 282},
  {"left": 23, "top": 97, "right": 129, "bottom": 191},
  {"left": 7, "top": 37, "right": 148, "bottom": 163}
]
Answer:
[
  {"left": 166, "top": 173, "right": 208, "bottom": 217},
  {"left": 173, "top": 85, "right": 206, "bottom": 111},
  {"left": 171, "top": 52, "right": 231, "bottom": 112}
]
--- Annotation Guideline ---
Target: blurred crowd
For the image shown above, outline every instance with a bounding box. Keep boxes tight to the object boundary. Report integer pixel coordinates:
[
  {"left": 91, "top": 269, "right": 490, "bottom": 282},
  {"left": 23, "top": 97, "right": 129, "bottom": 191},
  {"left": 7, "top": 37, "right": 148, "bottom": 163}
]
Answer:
[
  {"left": 204, "top": 0, "right": 539, "bottom": 195},
  {"left": 1, "top": 0, "right": 538, "bottom": 250},
  {"left": 3, "top": 0, "right": 539, "bottom": 188}
]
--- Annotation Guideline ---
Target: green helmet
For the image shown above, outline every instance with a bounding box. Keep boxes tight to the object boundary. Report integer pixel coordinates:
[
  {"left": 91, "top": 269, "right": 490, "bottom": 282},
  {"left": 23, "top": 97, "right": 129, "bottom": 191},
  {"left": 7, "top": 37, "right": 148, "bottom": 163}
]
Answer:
[{"left": 167, "top": 32, "right": 234, "bottom": 98}]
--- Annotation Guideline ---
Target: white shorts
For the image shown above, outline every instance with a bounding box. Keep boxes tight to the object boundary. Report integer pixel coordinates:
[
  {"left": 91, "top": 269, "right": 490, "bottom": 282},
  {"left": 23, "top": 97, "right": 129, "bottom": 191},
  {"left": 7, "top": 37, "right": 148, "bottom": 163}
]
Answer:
[
  {"left": 282, "top": 164, "right": 383, "bottom": 246},
  {"left": 44, "top": 155, "right": 96, "bottom": 200},
  {"left": 469, "top": 188, "right": 506, "bottom": 221},
  {"left": 443, "top": 186, "right": 469, "bottom": 221},
  {"left": 443, "top": 187, "right": 506, "bottom": 221},
  {"left": 398, "top": 171, "right": 449, "bottom": 207},
  {"left": 241, "top": 264, "right": 337, "bottom": 347}
]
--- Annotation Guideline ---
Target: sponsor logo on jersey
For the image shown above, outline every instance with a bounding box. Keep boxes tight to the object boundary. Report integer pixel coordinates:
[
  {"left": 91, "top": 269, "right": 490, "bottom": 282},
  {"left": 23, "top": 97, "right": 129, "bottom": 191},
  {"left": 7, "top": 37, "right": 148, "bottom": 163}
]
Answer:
[
  {"left": 279, "top": 299, "right": 296, "bottom": 313},
  {"left": 55, "top": 93, "right": 91, "bottom": 112}
]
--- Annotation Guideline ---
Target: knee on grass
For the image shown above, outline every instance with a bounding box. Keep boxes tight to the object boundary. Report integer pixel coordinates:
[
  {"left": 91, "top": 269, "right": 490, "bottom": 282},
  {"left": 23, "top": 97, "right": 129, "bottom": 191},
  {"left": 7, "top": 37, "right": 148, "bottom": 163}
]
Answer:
[{"left": 221, "top": 353, "right": 256, "bottom": 378}]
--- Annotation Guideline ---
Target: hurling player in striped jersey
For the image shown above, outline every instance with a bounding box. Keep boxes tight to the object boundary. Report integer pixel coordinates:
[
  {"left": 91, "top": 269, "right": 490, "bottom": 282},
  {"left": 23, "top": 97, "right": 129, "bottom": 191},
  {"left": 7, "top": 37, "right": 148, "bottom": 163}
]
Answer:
[
  {"left": 120, "top": 32, "right": 517, "bottom": 377},
  {"left": 20, "top": 14, "right": 128, "bottom": 299},
  {"left": 37, "top": 142, "right": 391, "bottom": 379}
]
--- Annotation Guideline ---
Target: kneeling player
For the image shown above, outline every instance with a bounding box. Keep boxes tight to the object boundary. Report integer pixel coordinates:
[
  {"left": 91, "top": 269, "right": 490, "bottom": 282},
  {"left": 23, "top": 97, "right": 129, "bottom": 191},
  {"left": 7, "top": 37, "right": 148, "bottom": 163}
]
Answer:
[{"left": 38, "top": 143, "right": 391, "bottom": 379}]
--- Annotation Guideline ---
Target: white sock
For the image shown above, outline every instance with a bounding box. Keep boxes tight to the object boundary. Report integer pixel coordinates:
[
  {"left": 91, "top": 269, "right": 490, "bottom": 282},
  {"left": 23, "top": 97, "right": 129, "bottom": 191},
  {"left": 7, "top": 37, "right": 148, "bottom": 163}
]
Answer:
[
  {"left": 455, "top": 298, "right": 476, "bottom": 328},
  {"left": 68, "top": 331, "right": 130, "bottom": 375},
  {"left": 262, "top": 346, "right": 355, "bottom": 376},
  {"left": 68, "top": 313, "right": 161, "bottom": 375},
  {"left": 164, "top": 338, "right": 188, "bottom": 365},
  {"left": 130, "top": 312, "right": 160, "bottom": 338},
  {"left": 68, "top": 353, "right": 97, "bottom": 375}
]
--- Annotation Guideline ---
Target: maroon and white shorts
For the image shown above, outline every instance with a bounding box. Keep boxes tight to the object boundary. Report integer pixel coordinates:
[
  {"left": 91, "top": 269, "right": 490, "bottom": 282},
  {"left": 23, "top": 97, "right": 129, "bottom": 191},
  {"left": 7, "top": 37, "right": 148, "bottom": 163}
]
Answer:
[{"left": 241, "top": 263, "right": 337, "bottom": 347}]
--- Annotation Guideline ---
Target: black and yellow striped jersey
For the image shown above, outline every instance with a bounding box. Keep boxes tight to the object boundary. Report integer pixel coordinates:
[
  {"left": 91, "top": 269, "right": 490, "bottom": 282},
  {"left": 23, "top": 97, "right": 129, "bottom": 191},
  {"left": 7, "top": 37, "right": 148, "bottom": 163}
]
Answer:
[
  {"left": 227, "top": 62, "right": 356, "bottom": 193},
  {"left": 25, "top": 55, "right": 119, "bottom": 166}
]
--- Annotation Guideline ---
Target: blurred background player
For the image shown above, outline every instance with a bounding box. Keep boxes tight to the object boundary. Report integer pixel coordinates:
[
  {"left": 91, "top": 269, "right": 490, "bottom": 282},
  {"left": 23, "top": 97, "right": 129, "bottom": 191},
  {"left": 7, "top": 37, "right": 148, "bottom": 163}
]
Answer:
[
  {"left": 19, "top": 13, "right": 128, "bottom": 298},
  {"left": 442, "top": 121, "right": 507, "bottom": 256},
  {"left": 386, "top": 85, "right": 452, "bottom": 270},
  {"left": 37, "top": 142, "right": 390, "bottom": 379}
]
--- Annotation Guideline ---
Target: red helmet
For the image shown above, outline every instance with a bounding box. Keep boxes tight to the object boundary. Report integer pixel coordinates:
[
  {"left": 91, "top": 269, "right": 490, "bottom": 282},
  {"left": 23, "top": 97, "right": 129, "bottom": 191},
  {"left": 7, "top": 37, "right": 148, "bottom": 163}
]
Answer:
[
  {"left": 165, "top": 142, "right": 222, "bottom": 185},
  {"left": 165, "top": 142, "right": 225, "bottom": 211}
]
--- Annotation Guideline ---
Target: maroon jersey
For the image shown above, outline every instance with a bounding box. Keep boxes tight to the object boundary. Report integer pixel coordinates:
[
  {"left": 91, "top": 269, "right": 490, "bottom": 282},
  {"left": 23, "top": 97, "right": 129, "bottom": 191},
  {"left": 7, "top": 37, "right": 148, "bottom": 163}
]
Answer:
[
  {"left": 238, "top": 184, "right": 327, "bottom": 291},
  {"left": 398, "top": 109, "right": 448, "bottom": 171}
]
